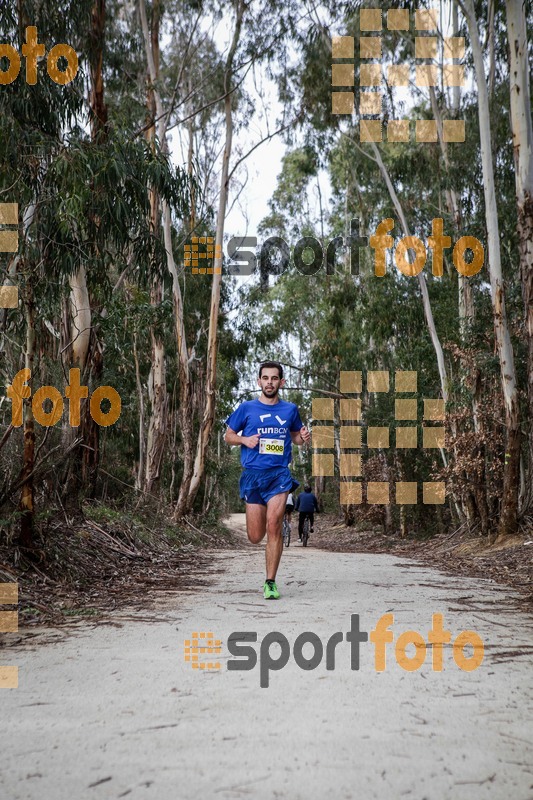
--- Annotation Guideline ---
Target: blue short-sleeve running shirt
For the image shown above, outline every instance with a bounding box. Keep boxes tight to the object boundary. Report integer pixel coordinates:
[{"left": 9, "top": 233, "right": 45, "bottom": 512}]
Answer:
[{"left": 225, "top": 398, "right": 304, "bottom": 469}]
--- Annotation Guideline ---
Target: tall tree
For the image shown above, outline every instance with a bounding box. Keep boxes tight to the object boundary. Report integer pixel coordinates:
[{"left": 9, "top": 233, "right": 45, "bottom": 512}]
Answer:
[
  {"left": 456, "top": 0, "right": 521, "bottom": 535},
  {"left": 142, "top": 0, "right": 168, "bottom": 495},
  {"left": 186, "top": 0, "right": 247, "bottom": 512},
  {"left": 505, "top": 0, "right": 533, "bottom": 512},
  {"left": 64, "top": 0, "right": 109, "bottom": 504}
]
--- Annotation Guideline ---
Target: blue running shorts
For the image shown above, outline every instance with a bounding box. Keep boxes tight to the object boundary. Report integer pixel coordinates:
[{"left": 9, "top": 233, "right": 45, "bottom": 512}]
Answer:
[{"left": 240, "top": 467, "right": 300, "bottom": 506}]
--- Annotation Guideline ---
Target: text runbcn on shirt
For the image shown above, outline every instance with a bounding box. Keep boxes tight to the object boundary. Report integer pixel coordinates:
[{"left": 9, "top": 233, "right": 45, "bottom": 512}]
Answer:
[{"left": 225, "top": 398, "right": 303, "bottom": 469}]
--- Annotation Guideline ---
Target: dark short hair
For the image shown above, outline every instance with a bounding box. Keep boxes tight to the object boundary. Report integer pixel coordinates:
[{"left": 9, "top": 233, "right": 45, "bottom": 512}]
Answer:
[
  {"left": 259, "top": 361, "right": 283, "bottom": 380},
  {"left": 304, "top": 485, "right": 311, "bottom": 492}
]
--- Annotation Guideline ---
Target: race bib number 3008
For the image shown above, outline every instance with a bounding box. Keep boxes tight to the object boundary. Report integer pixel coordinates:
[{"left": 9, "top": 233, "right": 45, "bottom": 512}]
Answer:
[{"left": 259, "top": 438, "right": 284, "bottom": 456}]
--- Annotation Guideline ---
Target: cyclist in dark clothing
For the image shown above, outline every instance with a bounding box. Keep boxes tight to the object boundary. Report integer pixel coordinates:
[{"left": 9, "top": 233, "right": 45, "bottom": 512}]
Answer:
[{"left": 295, "top": 486, "right": 319, "bottom": 540}]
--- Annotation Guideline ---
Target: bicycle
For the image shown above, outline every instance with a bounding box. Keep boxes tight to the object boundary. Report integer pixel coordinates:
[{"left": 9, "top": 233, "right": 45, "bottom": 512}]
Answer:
[
  {"left": 302, "top": 515, "right": 310, "bottom": 547},
  {"left": 282, "top": 516, "right": 291, "bottom": 547}
]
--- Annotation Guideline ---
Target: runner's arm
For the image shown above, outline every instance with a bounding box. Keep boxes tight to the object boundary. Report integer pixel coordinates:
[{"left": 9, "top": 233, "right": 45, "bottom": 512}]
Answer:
[
  {"left": 225, "top": 427, "right": 260, "bottom": 448},
  {"left": 290, "top": 426, "right": 310, "bottom": 445}
]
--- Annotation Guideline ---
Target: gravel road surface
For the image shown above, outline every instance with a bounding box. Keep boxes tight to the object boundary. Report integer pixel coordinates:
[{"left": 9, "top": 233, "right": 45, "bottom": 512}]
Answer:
[{"left": 1, "top": 514, "right": 532, "bottom": 800}]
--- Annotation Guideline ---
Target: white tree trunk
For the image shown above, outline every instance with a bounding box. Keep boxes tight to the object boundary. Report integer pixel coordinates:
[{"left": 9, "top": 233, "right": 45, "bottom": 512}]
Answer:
[
  {"left": 138, "top": 0, "right": 168, "bottom": 496},
  {"left": 133, "top": 332, "right": 145, "bottom": 491},
  {"left": 69, "top": 267, "right": 91, "bottom": 370},
  {"left": 429, "top": 85, "right": 474, "bottom": 336},
  {"left": 462, "top": 0, "right": 521, "bottom": 534},
  {"left": 188, "top": 0, "right": 246, "bottom": 506},
  {"left": 506, "top": 0, "right": 533, "bottom": 197},
  {"left": 370, "top": 142, "right": 449, "bottom": 405},
  {"left": 506, "top": 0, "right": 533, "bottom": 511},
  {"left": 144, "top": 322, "right": 167, "bottom": 493}
]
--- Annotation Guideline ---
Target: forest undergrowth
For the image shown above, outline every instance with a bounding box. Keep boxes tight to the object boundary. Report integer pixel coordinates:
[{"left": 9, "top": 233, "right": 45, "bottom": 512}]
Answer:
[
  {"left": 0, "top": 500, "right": 239, "bottom": 626},
  {"left": 312, "top": 513, "right": 533, "bottom": 611}
]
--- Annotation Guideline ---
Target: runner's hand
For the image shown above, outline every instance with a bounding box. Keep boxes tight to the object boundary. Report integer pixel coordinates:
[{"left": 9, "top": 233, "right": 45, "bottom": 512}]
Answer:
[
  {"left": 300, "top": 426, "right": 311, "bottom": 444},
  {"left": 244, "top": 433, "right": 261, "bottom": 449}
]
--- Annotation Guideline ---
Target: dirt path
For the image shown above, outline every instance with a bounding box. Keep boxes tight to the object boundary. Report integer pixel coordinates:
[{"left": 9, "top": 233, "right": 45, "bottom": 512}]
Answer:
[{"left": 1, "top": 514, "right": 532, "bottom": 800}]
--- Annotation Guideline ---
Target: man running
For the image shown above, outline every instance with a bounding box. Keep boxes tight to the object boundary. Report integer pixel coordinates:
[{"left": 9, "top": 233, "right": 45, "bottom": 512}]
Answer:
[{"left": 224, "top": 361, "right": 311, "bottom": 599}]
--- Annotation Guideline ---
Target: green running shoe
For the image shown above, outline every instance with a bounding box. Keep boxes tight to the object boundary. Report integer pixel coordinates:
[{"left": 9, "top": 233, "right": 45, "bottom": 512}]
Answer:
[{"left": 263, "top": 579, "right": 280, "bottom": 600}]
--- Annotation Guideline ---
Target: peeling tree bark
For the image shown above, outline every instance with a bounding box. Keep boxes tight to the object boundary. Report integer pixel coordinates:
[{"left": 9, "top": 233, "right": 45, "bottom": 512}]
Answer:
[
  {"left": 89, "top": 0, "right": 108, "bottom": 143},
  {"left": 16, "top": 200, "right": 37, "bottom": 550},
  {"left": 429, "top": 77, "right": 485, "bottom": 527},
  {"left": 428, "top": 86, "right": 474, "bottom": 335},
  {"left": 68, "top": 271, "right": 91, "bottom": 372},
  {"left": 370, "top": 142, "right": 449, "bottom": 404},
  {"left": 142, "top": 0, "right": 168, "bottom": 496},
  {"left": 462, "top": 0, "right": 521, "bottom": 535},
  {"left": 367, "top": 141, "right": 472, "bottom": 522},
  {"left": 62, "top": 0, "right": 108, "bottom": 506},
  {"left": 187, "top": 0, "right": 246, "bottom": 511},
  {"left": 139, "top": 0, "right": 194, "bottom": 514},
  {"left": 19, "top": 275, "right": 36, "bottom": 551},
  {"left": 144, "top": 281, "right": 168, "bottom": 495},
  {"left": 506, "top": 0, "right": 533, "bottom": 513},
  {"left": 139, "top": 0, "right": 249, "bottom": 517}
]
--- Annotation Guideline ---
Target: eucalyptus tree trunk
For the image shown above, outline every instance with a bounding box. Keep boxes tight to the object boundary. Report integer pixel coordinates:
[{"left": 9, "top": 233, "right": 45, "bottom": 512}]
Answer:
[
  {"left": 142, "top": 0, "right": 168, "bottom": 495},
  {"left": 368, "top": 142, "right": 470, "bottom": 522},
  {"left": 187, "top": 0, "right": 246, "bottom": 511},
  {"left": 83, "top": 0, "right": 109, "bottom": 494},
  {"left": 68, "top": 274, "right": 91, "bottom": 372},
  {"left": 487, "top": 0, "right": 496, "bottom": 97},
  {"left": 506, "top": 0, "right": 533, "bottom": 512},
  {"left": 19, "top": 277, "right": 36, "bottom": 550},
  {"left": 89, "top": 0, "right": 108, "bottom": 141},
  {"left": 140, "top": 0, "right": 246, "bottom": 517},
  {"left": 428, "top": 87, "right": 474, "bottom": 331},
  {"left": 139, "top": 0, "right": 194, "bottom": 513},
  {"left": 133, "top": 331, "right": 145, "bottom": 491},
  {"left": 452, "top": 0, "right": 461, "bottom": 112},
  {"left": 61, "top": 236, "right": 91, "bottom": 510},
  {"left": 63, "top": 265, "right": 93, "bottom": 503},
  {"left": 462, "top": 0, "right": 521, "bottom": 535},
  {"left": 369, "top": 143, "right": 448, "bottom": 404},
  {"left": 187, "top": 74, "right": 196, "bottom": 232},
  {"left": 13, "top": 201, "right": 37, "bottom": 549},
  {"left": 429, "top": 66, "right": 486, "bottom": 528},
  {"left": 62, "top": 0, "right": 108, "bottom": 505},
  {"left": 335, "top": 366, "right": 355, "bottom": 526},
  {"left": 144, "top": 280, "right": 168, "bottom": 495}
]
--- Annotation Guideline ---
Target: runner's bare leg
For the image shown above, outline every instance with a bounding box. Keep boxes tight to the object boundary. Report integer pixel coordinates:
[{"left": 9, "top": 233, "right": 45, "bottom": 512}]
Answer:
[
  {"left": 265, "top": 492, "right": 287, "bottom": 580},
  {"left": 245, "top": 492, "right": 288, "bottom": 580},
  {"left": 245, "top": 503, "right": 267, "bottom": 544}
]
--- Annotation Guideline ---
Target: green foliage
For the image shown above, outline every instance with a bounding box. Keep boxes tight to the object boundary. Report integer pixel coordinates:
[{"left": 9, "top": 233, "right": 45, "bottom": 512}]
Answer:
[{"left": 227, "top": 0, "right": 531, "bottom": 535}]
